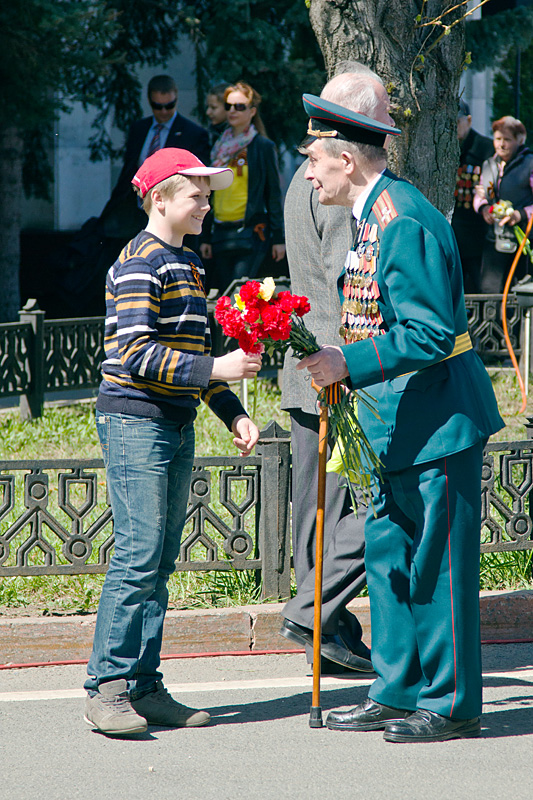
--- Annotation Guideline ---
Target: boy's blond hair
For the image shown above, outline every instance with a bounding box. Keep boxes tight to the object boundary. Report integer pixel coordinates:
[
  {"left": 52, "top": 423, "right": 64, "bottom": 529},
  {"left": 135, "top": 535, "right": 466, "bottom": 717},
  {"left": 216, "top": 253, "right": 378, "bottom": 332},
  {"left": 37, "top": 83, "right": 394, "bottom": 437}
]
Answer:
[{"left": 137, "top": 173, "right": 210, "bottom": 214}]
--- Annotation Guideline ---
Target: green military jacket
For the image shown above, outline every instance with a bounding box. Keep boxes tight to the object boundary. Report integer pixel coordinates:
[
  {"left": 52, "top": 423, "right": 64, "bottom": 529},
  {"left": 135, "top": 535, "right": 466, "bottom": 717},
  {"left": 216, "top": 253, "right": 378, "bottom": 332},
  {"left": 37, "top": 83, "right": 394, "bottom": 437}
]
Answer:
[{"left": 338, "top": 170, "right": 504, "bottom": 472}]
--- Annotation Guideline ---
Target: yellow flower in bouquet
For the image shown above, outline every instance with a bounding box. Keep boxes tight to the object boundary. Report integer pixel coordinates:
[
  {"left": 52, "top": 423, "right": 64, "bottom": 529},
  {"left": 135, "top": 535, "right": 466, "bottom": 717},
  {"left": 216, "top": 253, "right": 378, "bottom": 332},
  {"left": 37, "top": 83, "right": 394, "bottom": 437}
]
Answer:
[{"left": 258, "top": 277, "right": 276, "bottom": 301}]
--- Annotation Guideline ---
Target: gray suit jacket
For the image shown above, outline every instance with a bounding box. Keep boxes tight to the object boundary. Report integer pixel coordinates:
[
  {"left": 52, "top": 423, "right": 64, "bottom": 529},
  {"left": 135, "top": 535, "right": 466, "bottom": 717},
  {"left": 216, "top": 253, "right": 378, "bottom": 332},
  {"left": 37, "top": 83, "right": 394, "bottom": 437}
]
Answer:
[{"left": 280, "top": 161, "right": 353, "bottom": 414}]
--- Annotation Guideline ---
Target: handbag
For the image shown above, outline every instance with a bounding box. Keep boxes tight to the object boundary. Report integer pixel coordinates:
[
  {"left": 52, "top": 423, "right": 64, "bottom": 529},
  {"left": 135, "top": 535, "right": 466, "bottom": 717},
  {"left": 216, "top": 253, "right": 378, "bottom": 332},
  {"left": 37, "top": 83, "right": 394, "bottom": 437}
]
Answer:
[{"left": 493, "top": 223, "right": 518, "bottom": 254}]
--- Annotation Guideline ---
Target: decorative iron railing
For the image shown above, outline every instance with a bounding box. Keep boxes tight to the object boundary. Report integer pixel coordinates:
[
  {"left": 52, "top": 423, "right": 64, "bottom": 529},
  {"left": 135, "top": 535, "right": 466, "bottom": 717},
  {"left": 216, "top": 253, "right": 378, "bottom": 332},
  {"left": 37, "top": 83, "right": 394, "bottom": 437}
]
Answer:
[
  {"left": 0, "top": 422, "right": 292, "bottom": 600},
  {"left": 44, "top": 318, "right": 106, "bottom": 391},
  {"left": 482, "top": 439, "right": 533, "bottom": 553},
  {"left": 0, "top": 293, "right": 527, "bottom": 418},
  {"left": 465, "top": 293, "right": 522, "bottom": 360},
  {"left": 0, "top": 425, "right": 531, "bottom": 597}
]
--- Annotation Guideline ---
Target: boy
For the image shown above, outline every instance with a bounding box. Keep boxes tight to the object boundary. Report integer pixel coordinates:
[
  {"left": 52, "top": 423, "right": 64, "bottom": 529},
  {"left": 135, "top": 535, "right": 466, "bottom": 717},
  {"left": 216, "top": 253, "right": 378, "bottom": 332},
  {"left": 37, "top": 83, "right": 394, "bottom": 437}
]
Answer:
[{"left": 84, "top": 148, "right": 262, "bottom": 736}]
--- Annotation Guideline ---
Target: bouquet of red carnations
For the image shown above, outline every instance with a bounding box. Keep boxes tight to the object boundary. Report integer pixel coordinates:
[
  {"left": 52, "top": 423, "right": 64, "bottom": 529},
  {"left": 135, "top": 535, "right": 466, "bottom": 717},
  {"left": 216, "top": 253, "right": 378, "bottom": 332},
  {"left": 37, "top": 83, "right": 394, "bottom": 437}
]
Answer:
[
  {"left": 215, "top": 278, "right": 382, "bottom": 509},
  {"left": 214, "top": 277, "right": 315, "bottom": 356}
]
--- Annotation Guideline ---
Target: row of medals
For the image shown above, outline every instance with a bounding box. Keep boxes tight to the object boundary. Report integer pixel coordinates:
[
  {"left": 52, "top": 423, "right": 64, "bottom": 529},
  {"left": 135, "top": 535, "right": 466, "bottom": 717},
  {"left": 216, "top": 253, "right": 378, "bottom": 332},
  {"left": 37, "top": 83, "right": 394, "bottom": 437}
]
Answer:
[
  {"left": 454, "top": 163, "right": 481, "bottom": 209},
  {"left": 340, "top": 222, "right": 384, "bottom": 343}
]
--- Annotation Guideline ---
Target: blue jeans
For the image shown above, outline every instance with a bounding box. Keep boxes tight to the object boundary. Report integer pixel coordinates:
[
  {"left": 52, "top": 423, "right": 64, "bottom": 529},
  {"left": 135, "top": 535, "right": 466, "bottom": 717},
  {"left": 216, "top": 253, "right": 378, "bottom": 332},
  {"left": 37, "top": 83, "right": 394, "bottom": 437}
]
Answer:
[{"left": 85, "top": 412, "right": 195, "bottom": 698}]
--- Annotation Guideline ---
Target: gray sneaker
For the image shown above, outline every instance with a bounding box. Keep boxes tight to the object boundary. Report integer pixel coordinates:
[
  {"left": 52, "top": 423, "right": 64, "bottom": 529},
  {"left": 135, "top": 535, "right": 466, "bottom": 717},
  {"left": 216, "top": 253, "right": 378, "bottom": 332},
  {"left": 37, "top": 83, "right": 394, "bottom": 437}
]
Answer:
[
  {"left": 84, "top": 679, "right": 148, "bottom": 735},
  {"left": 131, "top": 681, "right": 211, "bottom": 727}
]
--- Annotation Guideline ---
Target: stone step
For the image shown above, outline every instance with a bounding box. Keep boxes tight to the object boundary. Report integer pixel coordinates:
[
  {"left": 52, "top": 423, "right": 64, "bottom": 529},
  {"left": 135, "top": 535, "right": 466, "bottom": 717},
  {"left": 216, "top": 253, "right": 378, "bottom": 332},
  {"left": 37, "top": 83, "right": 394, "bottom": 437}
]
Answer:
[{"left": 1, "top": 589, "right": 532, "bottom": 666}]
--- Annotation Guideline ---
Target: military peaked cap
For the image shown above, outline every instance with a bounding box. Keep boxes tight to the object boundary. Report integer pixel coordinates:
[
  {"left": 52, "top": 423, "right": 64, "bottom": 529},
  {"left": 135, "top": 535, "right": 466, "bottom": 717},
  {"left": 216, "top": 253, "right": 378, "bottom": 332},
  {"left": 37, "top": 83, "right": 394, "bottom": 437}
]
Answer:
[{"left": 303, "top": 93, "right": 401, "bottom": 147}]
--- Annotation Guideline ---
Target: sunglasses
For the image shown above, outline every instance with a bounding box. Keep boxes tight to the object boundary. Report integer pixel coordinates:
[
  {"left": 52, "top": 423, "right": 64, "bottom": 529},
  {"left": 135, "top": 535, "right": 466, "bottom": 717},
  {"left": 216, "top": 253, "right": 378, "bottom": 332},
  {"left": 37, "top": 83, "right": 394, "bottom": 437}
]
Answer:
[
  {"left": 224, "top": 102, "right": 249, "bottom": 112},
  {"left": 150, "top": 100, "right": 177, "bottom": 111}
]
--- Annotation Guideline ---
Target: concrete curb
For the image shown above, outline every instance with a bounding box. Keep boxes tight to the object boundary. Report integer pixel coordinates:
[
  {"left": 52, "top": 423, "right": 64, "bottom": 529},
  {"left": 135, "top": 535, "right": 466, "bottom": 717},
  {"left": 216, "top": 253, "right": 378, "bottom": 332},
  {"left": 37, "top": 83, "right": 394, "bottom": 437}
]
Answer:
[{"left": 1, "top": 589, "right": 532, "bottom": 666}]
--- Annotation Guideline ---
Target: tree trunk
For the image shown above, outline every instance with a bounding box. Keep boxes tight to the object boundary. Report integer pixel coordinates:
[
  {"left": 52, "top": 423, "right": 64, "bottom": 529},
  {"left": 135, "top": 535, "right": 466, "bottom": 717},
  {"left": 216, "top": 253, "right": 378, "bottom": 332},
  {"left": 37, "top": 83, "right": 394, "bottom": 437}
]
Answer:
[
  {"left": 0, "top": 125, "right": 23, "bottom": 321},
  {"left": 308, "top": 0, "right": 465, "bottom": 217}
]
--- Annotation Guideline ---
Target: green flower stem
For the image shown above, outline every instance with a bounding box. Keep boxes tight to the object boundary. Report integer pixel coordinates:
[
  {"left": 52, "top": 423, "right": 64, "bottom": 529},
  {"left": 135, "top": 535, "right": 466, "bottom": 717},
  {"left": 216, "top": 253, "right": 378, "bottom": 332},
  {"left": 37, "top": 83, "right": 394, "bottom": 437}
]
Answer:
[
  {"left": 513, "top": 225, "right": 533, "bottom": 262},
  {"left": 252, "top": 374, "right": 258, "bottom": 419},
  {"left": 280, "top": 312, "right": 383, "bottom": 511}
]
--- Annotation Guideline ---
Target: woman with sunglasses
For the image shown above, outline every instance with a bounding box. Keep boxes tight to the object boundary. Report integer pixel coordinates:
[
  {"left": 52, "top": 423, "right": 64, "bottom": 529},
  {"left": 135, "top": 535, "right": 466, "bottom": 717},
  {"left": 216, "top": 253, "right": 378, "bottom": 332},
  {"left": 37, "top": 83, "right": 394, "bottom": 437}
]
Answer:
[{"left": 201, "top": 81, "right": 285, "bottom": 292}]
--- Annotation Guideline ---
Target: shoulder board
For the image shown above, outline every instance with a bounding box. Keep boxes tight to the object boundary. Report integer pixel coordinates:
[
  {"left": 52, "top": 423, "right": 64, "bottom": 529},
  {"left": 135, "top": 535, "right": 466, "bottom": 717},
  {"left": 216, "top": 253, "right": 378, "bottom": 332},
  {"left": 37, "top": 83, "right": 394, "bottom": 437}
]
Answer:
[{"left": 372, "top": 189, "right": 398, "bottom": 231}]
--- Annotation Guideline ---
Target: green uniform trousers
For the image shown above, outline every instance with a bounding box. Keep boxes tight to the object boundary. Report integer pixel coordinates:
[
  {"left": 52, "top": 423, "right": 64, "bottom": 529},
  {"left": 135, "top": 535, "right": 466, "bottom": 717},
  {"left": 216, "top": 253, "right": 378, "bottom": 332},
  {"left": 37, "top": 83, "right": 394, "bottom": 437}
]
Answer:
[{"left": 366, "top": 441, "right": 484, "bottom": 720}]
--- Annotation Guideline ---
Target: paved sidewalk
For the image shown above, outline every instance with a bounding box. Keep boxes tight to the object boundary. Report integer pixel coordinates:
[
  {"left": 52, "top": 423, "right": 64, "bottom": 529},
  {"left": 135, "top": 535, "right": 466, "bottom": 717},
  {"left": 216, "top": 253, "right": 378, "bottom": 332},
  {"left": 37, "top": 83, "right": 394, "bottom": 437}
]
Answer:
[{"left": 1, "top": 643, "right": 532, "bottom": 800}]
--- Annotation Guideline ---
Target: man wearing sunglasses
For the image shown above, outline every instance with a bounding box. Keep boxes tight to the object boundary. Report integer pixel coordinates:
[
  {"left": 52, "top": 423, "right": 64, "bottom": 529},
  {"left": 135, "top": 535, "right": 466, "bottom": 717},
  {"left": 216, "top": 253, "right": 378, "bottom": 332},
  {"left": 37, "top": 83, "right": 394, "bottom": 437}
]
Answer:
[{"left": 100, "top": 75, "right": 210, "bottom": 242}]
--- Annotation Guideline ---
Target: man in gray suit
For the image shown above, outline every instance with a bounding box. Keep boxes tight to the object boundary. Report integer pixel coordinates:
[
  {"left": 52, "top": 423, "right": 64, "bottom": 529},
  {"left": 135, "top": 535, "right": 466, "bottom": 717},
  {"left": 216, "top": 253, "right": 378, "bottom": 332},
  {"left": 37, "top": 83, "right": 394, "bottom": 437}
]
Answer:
[
  {"left": 279, "top": 61, "right": 396, "bottom": 673},
  {"left": 279, "top": 158, "right": 372, "bottom": 673}
]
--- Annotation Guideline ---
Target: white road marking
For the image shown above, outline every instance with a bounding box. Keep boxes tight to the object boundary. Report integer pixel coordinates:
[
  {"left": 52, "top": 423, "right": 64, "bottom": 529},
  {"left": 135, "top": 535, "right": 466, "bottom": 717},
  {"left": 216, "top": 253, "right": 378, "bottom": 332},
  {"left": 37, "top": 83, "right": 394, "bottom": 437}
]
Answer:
[
  {"left": 0, "top": 668, "right": 532, "bottom": 703},
  {"left": 0, "top": 675, "right": 368, "bottom": 702}
]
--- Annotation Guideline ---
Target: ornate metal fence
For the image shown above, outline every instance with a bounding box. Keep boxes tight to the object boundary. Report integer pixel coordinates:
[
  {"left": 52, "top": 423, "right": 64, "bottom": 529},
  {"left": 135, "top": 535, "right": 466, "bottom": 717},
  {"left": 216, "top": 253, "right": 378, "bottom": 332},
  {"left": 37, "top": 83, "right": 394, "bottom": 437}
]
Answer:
[
  {"left": 482, "top": 438, "right": 533, "bottom": 553},
  {"left": 0, "top": 421, "right": 292, "bottom": 600},
  {"left": 0, "top": 293, "right": 527, "bottom": 418},
  {"left": 465, "top": 293, "right": 522, "bottom": 360},
  {"left": 0, "top": 424, "right": 532, "bottom": 598}
]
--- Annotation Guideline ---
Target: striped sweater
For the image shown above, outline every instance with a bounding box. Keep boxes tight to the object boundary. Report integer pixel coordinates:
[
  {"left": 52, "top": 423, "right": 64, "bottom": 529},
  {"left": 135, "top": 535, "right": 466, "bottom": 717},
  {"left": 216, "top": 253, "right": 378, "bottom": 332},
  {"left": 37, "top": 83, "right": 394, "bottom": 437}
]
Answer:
[{"left": 96, "top": 231, "right": 246, "bottom": 429}]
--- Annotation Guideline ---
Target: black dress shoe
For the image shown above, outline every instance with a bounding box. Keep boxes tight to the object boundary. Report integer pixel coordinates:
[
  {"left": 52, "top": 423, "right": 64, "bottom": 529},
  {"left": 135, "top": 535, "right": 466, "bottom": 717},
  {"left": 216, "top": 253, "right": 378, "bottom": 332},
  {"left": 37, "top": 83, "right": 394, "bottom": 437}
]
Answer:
[
  {"left": 383, "top": 708, "right": 481, "bottom": 742},
  {"left": 280, "top": 619, "right": 373, "bottom": 673},
  {"left": 326, "top": 698, "right": 412, "bottom": 731},
  {"left": 316, "top": 658, "right": 353, "bottom": 675}
]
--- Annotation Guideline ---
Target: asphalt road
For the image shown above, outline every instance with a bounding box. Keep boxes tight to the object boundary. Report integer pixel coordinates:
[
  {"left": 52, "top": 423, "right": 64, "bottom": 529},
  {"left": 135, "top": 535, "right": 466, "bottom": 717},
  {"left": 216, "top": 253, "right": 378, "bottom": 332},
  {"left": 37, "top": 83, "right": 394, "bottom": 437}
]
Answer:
[{"left": 1, "top": 644, "right": 532, "bottom": 800}]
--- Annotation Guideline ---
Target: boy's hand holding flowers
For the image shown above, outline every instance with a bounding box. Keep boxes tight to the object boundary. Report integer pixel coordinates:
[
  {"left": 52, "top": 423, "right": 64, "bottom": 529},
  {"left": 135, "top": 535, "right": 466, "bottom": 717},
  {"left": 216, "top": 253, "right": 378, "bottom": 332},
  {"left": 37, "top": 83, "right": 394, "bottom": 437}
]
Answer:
[
  {"left": 215, "top": 278, "right": 382, "bottom": 509},
  {"left": 211, "top": 348, "right": 262, "bottom": 381}
]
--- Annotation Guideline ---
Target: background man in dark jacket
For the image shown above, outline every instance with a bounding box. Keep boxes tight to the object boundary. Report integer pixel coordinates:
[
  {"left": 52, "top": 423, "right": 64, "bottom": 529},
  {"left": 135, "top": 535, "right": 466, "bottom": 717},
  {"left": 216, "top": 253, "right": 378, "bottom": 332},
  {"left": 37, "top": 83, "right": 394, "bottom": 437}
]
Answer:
[
  {"left": 100, "top": 74, "right": 210, "bottom": 242},
  {"left": 451, "top": 99, "right": 494, "bottom": 293}
]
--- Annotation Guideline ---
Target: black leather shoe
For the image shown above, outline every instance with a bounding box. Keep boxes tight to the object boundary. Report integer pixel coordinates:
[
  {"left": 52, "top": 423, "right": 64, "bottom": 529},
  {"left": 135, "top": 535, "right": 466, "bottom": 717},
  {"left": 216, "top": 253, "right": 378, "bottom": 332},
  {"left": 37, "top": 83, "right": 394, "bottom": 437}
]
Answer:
[
  {"left": 316, "top": 658, "right": 354, "bottom": 675},
  {"left": 326, "top": 698, "right": 412, "bottom": 731},
  {"left": 383, "top": 708, "right": 481, "bottom": 742},
  {"left": 280, "top": 619, "right": 373, "bottom": 672}
]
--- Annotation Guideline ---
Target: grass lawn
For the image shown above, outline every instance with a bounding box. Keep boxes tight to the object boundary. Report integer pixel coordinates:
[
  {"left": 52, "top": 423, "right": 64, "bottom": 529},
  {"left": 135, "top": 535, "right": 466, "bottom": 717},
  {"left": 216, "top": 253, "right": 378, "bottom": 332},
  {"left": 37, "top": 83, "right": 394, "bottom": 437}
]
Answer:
[{"left": 0, "top": 368, "right": 532, "bottom": 616}]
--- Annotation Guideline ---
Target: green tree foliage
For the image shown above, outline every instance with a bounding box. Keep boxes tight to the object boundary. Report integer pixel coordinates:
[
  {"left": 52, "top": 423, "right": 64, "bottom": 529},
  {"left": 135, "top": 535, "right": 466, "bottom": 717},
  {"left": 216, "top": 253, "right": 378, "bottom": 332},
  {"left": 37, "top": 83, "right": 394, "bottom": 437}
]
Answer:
[
  {"left": 493, "top": 43, "right": 533, "bottom": 133},
  {"left": 466, "top": 5, "right": 533, "bottom": 133},
  {"left": 0, "top": 0, "right": 187, "bottom": 199},
  {"left": 466, "top": 5, "right": 533, "bottom": 72},
  {"left": 180, "top": 1, "right": 326, "bottom": 153},
  {"left": 0, "top": 1, "right": 117, "bottom": 199},
  {"left": 0, "top": 0, "right": 190, "bottom": 320}
]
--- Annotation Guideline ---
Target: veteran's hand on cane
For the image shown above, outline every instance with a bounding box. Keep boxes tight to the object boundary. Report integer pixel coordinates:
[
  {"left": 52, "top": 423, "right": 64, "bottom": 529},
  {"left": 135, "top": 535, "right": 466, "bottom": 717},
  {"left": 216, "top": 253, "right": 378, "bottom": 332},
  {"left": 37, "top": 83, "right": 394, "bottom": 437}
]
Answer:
[
  {"left": 211, "top": 349, "right": 262, "bottom": 382},
  {"left": 231, "top": 414, "right": 260, "bottom": 456},
  {"left": 296, "top": 346, "right": 349, "bottom": 387}
]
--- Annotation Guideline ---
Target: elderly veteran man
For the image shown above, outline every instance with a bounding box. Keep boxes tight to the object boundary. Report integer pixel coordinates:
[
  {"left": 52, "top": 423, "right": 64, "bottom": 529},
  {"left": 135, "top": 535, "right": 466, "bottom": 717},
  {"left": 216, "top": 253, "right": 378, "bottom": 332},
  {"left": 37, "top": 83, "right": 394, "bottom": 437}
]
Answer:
[{"left": 296, "top": 83, "right": 503, "bottom": 743}]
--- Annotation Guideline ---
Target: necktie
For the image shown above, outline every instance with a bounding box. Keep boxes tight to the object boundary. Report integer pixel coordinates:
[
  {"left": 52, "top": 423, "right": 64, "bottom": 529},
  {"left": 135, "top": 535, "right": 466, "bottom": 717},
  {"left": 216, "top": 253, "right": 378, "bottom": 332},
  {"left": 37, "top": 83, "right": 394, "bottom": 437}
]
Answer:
[{"left": 146, "top": 123, "right": 164, "bottom": 158}]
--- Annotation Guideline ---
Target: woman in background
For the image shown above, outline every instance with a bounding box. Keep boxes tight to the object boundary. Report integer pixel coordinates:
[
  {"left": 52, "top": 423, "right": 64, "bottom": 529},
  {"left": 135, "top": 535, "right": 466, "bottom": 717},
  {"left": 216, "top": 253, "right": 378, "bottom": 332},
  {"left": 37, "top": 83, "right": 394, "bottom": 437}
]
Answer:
[
  {"left": 474, "top": 116, "right": 533, "bottom": 292},
  {"left": 201, "top": 81, "right": 285, "bottom": 292}
]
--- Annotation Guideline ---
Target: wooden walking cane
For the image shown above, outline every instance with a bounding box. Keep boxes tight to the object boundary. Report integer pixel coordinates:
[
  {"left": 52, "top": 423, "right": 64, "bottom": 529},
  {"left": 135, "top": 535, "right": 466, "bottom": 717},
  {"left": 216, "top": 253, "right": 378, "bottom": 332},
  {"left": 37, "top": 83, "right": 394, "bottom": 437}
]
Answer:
[
  {"left": 309, "top": 398, "right": 328, "bottom": 727},
  {"left": 309, "top": 380, "right": 340, "bottom": 728}
]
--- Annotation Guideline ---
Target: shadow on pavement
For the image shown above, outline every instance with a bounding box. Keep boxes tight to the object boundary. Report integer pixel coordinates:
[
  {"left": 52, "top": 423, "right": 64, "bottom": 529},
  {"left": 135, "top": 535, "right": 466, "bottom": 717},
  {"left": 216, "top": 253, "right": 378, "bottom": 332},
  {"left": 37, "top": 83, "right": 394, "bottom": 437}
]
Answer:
[
  {"left": 204, "top": 685, "right": 369, "bottom": 725},
  {"left": 481, "top": 705, "right": 533, "bottom": 738}
]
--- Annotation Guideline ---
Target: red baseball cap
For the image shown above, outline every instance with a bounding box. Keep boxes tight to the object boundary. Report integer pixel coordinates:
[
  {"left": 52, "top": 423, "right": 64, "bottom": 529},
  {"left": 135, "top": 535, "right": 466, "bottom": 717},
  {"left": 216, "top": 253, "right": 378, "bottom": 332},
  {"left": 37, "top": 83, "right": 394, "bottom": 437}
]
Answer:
[{"left": 132, "top": 147, "right": 233, "bottom": 197}]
